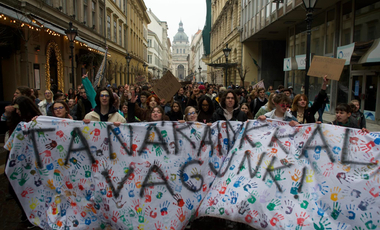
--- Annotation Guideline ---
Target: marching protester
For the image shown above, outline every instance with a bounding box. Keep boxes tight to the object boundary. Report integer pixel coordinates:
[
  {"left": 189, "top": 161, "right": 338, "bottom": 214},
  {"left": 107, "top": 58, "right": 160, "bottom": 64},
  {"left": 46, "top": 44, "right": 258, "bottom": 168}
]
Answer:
[
  {"left": 240, "top": 103, "right": 254, "bottom": 119},
  {"left": 250, "top": 87, "right": 267, "bottom": 118},
  {"left": 291, "top": 75, "right": 328, "bottom": 124},
  {"left": 211, "top": 90, "right": 247, "bottom": 122},
  {"left": 257, "top": 93, "right": 299, "bottom": 126},
  {"left": 332, "top": 103, "right": 369, "bottom": 133},
  {"left": 350, "top": 99, "right": 366, "bottom": 129},
  {"left": 38, "top": 89, "right": 54, "bottom": 116},
  {"left": 166, "top": 101, "right": 183, "bottom": 121},
  {"left": 254, "top": 93, "right": 276, "bottom": 119},
  {"left": 183, "top": 106, "right": 198, "bottom": 122},
  {"left": 83, "top": 87, "right": 126, "bottom": 124},
  {"left": 4, "top": 95, "right": 41, "bottom": 228},
  {"left": 67, "top": 98, "right": 77, "bottom": 120},
  {"left": 197, "top": 95, "right": 214, "bottom": 124},
  {"left": 50, "top": 100, "right": 73, "bottom": 119},
  {"left": 174, "top": 87, "right": 187, "bottom": 113}
]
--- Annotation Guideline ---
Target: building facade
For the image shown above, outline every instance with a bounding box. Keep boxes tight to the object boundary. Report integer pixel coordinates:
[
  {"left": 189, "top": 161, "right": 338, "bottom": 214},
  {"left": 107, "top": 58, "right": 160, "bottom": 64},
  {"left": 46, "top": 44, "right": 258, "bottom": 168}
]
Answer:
[
  {"left": 124, "top": 0, "right": 150, "bottom": 85},
  {"left": 241, "top": 0, "right": 380, "bottom": 123},
  {"left": 203, "top": 0, "right": 242, "bottom": 86},
  {"left": 0, "top": 0, "right": 107, "bottom": 101},
  {"left": 172, "top": 21, "right": 190, "bottom": 81},
  {"left": 147, "top": 9, "right": 169, "bottom": 79},
  {"left": 190, "top": 30, "right": 207, "bottom": 82}
]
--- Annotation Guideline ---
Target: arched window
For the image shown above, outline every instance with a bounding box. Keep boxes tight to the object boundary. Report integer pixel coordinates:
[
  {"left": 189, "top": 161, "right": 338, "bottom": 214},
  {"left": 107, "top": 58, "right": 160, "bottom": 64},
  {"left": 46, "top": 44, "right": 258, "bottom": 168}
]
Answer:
[{"left": 177, "top": 64, "right": 185, "bottom": 80}]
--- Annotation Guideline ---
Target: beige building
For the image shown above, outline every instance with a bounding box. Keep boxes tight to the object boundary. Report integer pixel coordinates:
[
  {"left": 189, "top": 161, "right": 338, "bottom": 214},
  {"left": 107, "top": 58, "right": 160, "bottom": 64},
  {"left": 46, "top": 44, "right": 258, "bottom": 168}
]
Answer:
[
  {"left": 204, "top": 0, "right": 242, "bottom": 86},
  {"left": 106, "top": 0, "right": 150, "bottom": 86},
  {"left": 0, "top": 0, "right": 107, "bottom": 100}
]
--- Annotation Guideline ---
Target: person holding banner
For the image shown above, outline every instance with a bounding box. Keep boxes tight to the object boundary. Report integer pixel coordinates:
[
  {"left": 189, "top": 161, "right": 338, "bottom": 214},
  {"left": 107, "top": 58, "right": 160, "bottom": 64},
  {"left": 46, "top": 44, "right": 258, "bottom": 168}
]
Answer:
[
  {"left": 290, "top": 75, "right": 328, "bottom": 124},
  {"left": 254, "top": 93, "right": 275, "bottom": 119},
  {"left": 166, "top": 101, "right": 183, "bottom": 121},
  {"left": 49, "top": 100, "right": 73, "bottom": 119},
  {"left": 258, "top": 93, "right": 299, "bottom": 126},
  {"left": 4, "top": 96, "right": 41, "bottom": 228},
  {"left": 211, "top": 90, "right": 247, "bottom": 122},
  {"left": 332, "top": 103, "right": 369, "bottom": 133},
  {"left": 83, "top": 87, "right": 126, "bottom": 125},
  {"left": 197, "top": 95, "right": 214, "bottom": 124}
]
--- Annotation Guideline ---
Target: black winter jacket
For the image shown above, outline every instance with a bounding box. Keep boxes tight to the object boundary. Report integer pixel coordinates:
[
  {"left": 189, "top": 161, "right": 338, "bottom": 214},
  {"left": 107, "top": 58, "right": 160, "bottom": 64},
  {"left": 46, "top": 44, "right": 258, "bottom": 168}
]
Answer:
[
  {"left": 291, "top": 90, "right": 327, "bottom": 124},
  {"left": 211, "top": 107, "right": 247, "bottom": 122}
]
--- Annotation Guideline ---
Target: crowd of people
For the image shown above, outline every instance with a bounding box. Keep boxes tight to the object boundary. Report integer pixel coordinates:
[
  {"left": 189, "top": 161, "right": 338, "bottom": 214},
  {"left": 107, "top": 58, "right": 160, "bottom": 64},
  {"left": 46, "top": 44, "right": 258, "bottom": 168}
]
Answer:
[
  {"left": 2, "top": 75, "right": 369, "bottom": 141},
  {"left": 0, "top": 74, "right": 370, "bottom": 228}
]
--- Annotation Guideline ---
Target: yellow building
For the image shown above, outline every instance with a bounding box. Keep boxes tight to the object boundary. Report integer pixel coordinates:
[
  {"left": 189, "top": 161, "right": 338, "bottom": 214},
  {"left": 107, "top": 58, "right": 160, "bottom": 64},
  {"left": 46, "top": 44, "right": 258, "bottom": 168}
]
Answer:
[
  {"left": 106, "top": 0, "right": 150, "bottom": 86},
  {"left": 204, "top": 0, "right": 242, "bottom": 86}
]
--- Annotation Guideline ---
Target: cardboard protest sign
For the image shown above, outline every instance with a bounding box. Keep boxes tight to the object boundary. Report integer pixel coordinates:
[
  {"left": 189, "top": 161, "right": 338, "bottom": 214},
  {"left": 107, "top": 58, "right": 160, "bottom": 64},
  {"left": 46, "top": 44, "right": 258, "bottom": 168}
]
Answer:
[
  {"left": 152, "top": 70, "right": 182, "bottom": 102},
  {"left": 135, "top": 75, "right": 146, "bottom": 84},
  {"left": 5, "top": 117, "right": 380, "bottom": 230},
  {"left": 307, "top": 56, "right": 345, "bottom": 81}
]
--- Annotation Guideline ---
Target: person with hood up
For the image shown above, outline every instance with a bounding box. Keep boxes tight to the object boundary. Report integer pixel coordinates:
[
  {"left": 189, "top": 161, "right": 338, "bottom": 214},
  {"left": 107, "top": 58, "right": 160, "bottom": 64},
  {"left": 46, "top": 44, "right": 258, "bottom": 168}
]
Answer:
[{"left": 211, "top": 90, "right": 247, "bottom": 122}]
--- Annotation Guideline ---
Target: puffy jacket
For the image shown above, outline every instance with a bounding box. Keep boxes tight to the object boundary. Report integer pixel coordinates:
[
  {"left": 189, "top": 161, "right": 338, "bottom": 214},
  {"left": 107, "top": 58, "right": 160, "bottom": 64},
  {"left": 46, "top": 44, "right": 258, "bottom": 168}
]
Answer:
[{"left": 84, "top": 106, "right": 126, "bottom": 123}]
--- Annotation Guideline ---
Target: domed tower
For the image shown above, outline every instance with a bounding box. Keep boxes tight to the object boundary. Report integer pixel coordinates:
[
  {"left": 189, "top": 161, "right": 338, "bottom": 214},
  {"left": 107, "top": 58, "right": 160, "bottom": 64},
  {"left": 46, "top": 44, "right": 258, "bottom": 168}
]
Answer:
[{"left": 172, "top": 21, "right": 190, "bottom": 80}]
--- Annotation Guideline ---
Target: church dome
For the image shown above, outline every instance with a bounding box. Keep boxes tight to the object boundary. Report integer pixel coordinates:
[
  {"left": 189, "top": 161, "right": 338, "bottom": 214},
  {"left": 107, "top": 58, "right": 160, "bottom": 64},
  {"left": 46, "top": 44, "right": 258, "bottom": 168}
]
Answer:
[{"left": 173, "top": 21, "right": 188, "bottom": 43}]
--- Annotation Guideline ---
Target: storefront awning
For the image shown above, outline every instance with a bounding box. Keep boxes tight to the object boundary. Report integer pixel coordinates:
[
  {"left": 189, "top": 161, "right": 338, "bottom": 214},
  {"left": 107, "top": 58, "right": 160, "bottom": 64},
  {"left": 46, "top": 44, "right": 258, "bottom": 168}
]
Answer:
[
  {"left": 0, "top": 4, "right": 40, "bottom": 28},
  {"left": 34, "top": 18, "right": 65, "bottom": 35},
  {"left": 34, "top": 17, "right": 106, "bottom": 55},
  {"left": 76, "top": 36, "right": 106, "bottom": 54},
  {"left": 359, "top": 38, "right": 380, "bottom": 64}
]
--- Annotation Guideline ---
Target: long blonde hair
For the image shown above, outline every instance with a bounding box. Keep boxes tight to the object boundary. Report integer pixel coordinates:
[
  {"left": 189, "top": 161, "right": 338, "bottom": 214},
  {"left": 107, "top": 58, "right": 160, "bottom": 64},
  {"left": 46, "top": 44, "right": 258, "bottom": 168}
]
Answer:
[{"left": 267, "top": 93, "right": 276, "bottom": 111}]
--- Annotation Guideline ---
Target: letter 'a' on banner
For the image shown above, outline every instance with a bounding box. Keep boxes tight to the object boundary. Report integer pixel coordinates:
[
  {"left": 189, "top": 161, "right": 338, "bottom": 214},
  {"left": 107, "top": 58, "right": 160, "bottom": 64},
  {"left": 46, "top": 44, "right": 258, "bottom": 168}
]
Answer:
[{"left": 5, "top": 116, "right": 380, "bottom": 229}]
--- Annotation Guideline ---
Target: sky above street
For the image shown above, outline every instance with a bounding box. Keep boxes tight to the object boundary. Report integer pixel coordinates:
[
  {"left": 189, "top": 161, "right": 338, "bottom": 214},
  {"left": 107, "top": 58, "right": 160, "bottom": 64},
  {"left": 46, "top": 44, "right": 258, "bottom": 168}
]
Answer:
[{"left": 143, "top": 0, "right": 207, "bottom": 44}]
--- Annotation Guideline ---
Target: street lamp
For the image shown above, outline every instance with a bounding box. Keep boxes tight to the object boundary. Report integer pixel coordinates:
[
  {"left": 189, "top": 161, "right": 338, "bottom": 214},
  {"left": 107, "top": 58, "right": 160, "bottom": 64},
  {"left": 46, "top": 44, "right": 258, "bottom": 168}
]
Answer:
[
  {"left": 223, "top": 44, "right": 231, "bottom": 87},
  {"left": 152, "top": 67, "right": 156, "bottom": 79},
  {"left": 143, "top": 63, "right": 148, "bottom": 75},
  {"left": 302, "top": 0, "right": 318, "bottom": 98},
  {"left": 125, "top": 53, "right": 132, "bottom": 84},
  {"left": 157, "top": 70, "right": 160, "bottom": 78},
  {"left": 198, "top": 66, "right": 202, "bottom": 82},
  {"left": 65, "top": 22, "right": 77, "bottom": 89}
]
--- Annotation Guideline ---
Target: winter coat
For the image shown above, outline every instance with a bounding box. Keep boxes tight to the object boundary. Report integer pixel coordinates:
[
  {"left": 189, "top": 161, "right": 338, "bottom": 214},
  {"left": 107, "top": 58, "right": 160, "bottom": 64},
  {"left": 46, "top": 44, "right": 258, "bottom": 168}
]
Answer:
[
  {"left": 211, "top": 107, "right": 247, "bottom": 122},
  {"left": 351, "top": 110, "right": 366, "bottom": 129},
  {"left": 84, "top": 106, "right": 126, "bottom": 123}
]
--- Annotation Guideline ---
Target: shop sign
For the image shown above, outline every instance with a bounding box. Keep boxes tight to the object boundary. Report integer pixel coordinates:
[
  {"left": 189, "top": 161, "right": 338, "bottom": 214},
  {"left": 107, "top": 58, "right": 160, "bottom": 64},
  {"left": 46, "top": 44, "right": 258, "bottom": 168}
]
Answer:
[
  {"left": 337, "top": 42, "right": 355, "bottom": 65},
  {"left": 283, "top": 57, "right": 292, "bottom": 71},
  {"left": 295, "top": 54, "right": 306, "bottom": 70}
]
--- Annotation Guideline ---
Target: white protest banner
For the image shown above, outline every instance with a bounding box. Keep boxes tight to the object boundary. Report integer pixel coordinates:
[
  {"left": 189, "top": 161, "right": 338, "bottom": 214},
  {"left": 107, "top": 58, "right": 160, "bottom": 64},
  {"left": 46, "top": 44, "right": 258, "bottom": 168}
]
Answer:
[{"left": 5, "top": 117, "right": 380, "bottom": 229}]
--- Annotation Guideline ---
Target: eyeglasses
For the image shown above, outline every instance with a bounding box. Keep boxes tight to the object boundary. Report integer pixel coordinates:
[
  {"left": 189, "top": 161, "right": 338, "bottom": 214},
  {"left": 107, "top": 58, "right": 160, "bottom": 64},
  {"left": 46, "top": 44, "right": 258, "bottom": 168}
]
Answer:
[
  {"left": 100, "top": 94, "right": 110, "bottom": 98},
  {"left": 54, "top": 106, "right": 64, "bottom": 110},
  {"left": 152, "top": 111, "right": 162, "bottom": 114},
  {"left": 187, "top": 111, "right": 196, "bottom": 116},
  {"left": 279, "top": 103, "right": 290, "bottom": 108}
]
